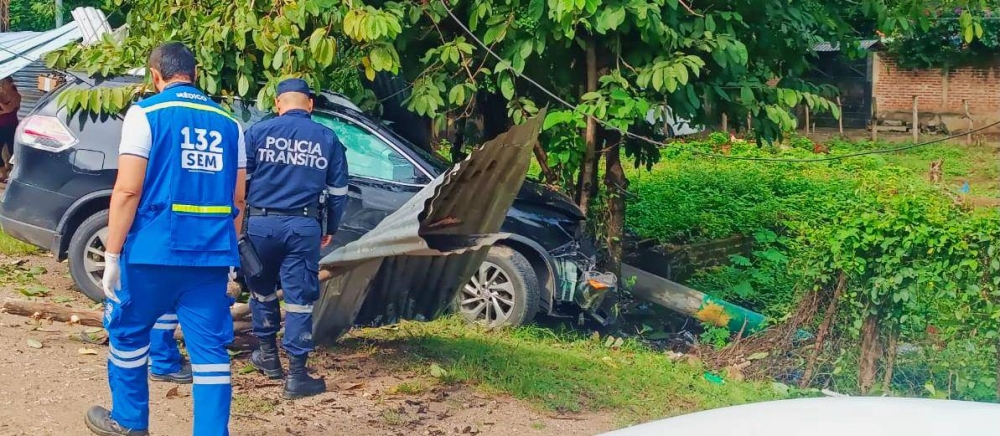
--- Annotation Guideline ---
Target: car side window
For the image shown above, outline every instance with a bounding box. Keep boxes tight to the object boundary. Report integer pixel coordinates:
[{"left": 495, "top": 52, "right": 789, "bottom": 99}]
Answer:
[{"left": 312, "top": 114, "right": 426, "bottom": 185}]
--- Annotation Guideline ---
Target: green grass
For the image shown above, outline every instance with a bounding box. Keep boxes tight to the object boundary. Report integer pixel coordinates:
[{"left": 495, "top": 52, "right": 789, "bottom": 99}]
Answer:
[
  {"left": 390, "top": 380, "right": 429, "bottom": 395},
  {"left": 231, "top": 394, "right": 276, "bottom": 415},
  {"left": 877, "top": 142, "right": 1000, "bottom": 196},
  {"left": 0, "top": 230, "right": 36, "bottom": 257},
  {"left": 345, "top": 317, "right": 781, "bottom": 424}
]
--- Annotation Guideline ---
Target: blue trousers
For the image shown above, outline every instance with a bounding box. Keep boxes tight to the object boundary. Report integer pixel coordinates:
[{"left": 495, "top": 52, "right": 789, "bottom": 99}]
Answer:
[
  {"left": 245, "top": 215, "right": 320, "bottom": 357},
  {"left": 150, "top": 313, "right": 183, "bottom": 375},
  {"left": 104, "top": 262, "right": 233, "bottom": 435}
]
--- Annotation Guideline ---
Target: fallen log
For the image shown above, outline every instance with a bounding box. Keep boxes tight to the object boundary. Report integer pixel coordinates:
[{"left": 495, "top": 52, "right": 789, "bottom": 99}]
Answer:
[
  {"left": 3, "top": 300, "right": 253, "bottom": 340},
  {"left": 231, "top": 303, "right": 251, "bottom": 320},
  {"left": 2, "top": 300, "right": 102, "bottom": 327},
  {"left": 228, "top": 268, "right": 331, "bottom": 321}
]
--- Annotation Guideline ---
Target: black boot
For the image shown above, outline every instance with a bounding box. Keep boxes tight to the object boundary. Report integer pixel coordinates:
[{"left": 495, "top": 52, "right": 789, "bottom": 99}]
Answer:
[
  {"left": 84, "top": 406, "right": 149, "bottom": 436},
  {"left": 251, "top": 338, "right": 284, "bottom": 379},
  {"left": 284, "top": 354, "right": 326, "bottom": 399},
  {"left": 149, "top": 361, "right": 193, "bottom": 384}
]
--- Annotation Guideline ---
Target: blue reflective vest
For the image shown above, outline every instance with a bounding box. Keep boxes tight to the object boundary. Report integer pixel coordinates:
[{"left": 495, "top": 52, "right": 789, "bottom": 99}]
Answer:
[{"left": 123, "top": 84, "right": 242, "bottom": 267}]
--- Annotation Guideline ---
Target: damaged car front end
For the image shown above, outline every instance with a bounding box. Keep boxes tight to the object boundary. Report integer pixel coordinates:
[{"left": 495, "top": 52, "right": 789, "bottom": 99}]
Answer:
[
  {"left": 311, "top": 107, "right": 618, "bottom": 339},
  {"left": 501, "top": 184, "right": 618, "bottom": 326}
]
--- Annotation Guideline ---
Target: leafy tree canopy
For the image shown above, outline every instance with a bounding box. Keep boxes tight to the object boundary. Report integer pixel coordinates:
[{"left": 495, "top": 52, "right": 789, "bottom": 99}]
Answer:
[
  {"left": 46, "top": 0, "right": 404, "bottom": 112},
  {"left": 40, "top": 0, "right": 996, "bottom": 273},
  {"left": 10, "top": 0, "right": 108, "bottom": 32}
]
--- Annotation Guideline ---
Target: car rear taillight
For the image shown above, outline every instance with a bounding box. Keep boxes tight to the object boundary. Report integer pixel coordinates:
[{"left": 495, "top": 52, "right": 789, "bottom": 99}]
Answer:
[{"left": 18, "top": 115, "right": 78, "bottom": 152}]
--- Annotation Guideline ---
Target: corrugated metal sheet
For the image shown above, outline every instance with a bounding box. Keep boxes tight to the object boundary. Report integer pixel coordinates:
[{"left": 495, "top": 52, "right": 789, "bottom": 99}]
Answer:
[
  {"left": 813, "top": 39, "right": 881, "bottom": 52},
  {"left": 12, "top": 60, "right": 58, "bottom": 120},
  {"left": 0, "top": 22, "right": 81, "bottom": 80},
  {"left": 313, "top": 109, "right": 545, "bottom": 342}
]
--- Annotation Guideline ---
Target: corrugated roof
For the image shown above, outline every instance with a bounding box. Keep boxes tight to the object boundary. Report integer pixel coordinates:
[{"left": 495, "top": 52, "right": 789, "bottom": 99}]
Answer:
[
  {"left": 12, "top": 61, "right": 56, "bottom": 120},
  {"left": 0, "top": 23, "right": 81, "bottom": 80},
  {"left": 313, "top": 109, "right": 544, "bottom": 342},
  {"left": 813, "top": 39, "right": 881, "bottom": 52}
]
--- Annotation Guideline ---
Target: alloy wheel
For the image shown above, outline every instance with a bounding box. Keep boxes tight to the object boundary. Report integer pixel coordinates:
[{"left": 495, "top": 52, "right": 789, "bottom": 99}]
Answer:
[
  {"left": 458, "top": 261, "right": 517, "bottom": 326},
  {"left": 83, "top": 227, "right": 109, "bottom": 293}
]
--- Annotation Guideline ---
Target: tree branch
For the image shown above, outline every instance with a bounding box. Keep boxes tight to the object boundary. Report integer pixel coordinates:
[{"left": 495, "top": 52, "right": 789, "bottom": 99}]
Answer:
[{"left": 678, "top": 0, "right": 703, "bottom": 17}]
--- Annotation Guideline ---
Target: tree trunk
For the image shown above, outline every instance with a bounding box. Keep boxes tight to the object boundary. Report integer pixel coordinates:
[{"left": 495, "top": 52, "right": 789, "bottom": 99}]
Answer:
[
  {"left": 533, "top": 143, "right": 559, "bottom": 185},
  {"left": 0, "top": 0, "right": 9, "bottom": 33},
  {"left": 858, "top": 313, "right": 881, "bottom": 394},
  {"left": 602, "top": 138, "right": 626, "bottom": 278},
  {"left": 451, "top": 117, "right": 468, "bottom": 162},
  {"left": 576, "top": 38, "right": 598, "bottom": 215},
  {"left": 364, "top": 72, "right": 433, "bottom": 151},
  {"left": 995, "top": 336, "right": 1000, "bottom": 401},
  {"left": 882, "top": 327, "right": 899, "bottom": 393},
  {"left": 479, "top": 91, "right": 511, "bottom": 142},
  {"left": 800, "top": 272, "right": 846, "bottom": 388}
]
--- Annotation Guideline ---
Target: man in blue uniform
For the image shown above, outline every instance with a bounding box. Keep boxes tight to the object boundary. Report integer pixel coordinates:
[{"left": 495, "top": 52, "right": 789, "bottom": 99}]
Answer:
[
  {"left": 244, "top": 78, "right": 348, "bottom": 399},
  {"left": 85, "top": 42, "right": 246, "bottom": 436}
]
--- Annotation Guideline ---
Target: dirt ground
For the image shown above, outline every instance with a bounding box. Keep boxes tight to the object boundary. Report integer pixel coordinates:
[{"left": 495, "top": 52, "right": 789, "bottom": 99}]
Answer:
[{"left": 0, "top": 253, "right": 614, "bottom": 436}]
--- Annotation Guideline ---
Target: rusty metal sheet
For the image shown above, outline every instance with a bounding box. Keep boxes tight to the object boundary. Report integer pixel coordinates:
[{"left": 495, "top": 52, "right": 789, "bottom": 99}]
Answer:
[{"left": 313, "top": 109, "right": 546, "bottom": 341}]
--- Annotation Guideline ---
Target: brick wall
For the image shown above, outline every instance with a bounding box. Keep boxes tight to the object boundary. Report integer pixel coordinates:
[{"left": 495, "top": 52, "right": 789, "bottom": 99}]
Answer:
[
  {"left": 625, "top": 235, "right": 752, "bottom": 282},
  {"left": 873, "top": 53, "right": 1000, "bottom": 131}
]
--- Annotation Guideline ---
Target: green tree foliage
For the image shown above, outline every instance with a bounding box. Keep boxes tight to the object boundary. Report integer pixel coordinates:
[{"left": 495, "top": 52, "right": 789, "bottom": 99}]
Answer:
[
  {"left": 41, "top": 0, "right": 994, "bottom": 276},
  {"left": 10, "top": 0, "right": 108, "bottom": 32},
  {"left": 397, "top": 0, "right": 851, "bottom": 174},
  {"left": 45, "top": 0, "right": 404, "bottom": 112},
  {"left": 886, "top": 8, "right": 1000, "bottom": 69}
]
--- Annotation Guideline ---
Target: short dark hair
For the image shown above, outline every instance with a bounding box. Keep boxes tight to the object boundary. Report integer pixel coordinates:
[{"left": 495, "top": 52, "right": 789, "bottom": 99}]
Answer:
[{"left": 148, "top": 42, "right": 196, "bottom": 82}]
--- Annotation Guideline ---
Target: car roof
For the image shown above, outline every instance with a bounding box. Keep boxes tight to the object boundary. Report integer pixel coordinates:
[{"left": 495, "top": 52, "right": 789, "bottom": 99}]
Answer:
[{"left": 75, "top": 73, "right": 362, "bottom": 113}]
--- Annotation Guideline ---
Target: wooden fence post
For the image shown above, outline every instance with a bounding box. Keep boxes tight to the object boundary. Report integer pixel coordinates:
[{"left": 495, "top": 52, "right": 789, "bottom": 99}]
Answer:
[
  {"left": 964, "top": 99, "right": 973, "bottom": 145},
  {"left": 912, "top": 95, "right": 919, "bottom": 143},
  {"left": 871, "top": 96, "right": 878, "bottom": 142},
  {"left": 804, "top": 105, "right": 811, "bottom": 134},
  {"left": 722, "top": 113, "right": 728, "bottom": 133},
  {"left": 837, "top": 96, "right": 844, "bottom": 135}
]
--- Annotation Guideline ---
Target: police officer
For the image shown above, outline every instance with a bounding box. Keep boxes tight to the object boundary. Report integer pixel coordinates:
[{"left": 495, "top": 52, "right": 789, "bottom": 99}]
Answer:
[
  {"left": 244, "top": 78, "right": 348, "bottom": 399},
  {"left": 85, "top": 42, "right": 245, "bottom": 436}
]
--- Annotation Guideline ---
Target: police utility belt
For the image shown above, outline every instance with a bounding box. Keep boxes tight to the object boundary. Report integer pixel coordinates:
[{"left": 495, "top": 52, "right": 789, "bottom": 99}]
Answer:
[
  {"left": 247, "top": 206, "right": 320, "bottom": 220},
  {"left": 238, "top": 202, "right": 329, "bottom": 280}
]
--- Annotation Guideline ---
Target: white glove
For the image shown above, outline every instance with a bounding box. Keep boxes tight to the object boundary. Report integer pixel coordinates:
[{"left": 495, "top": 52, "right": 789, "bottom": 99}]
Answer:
[
  {"left": 229, "top": 267, "right": 237, "bottom": 282},
  {"left": 102, "top": 252, "right": 122, "bottom": 304}
]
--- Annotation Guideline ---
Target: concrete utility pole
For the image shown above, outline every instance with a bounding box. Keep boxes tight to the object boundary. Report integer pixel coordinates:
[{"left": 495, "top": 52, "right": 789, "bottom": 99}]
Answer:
[
  {"left": 55, "top": 0, "right": 63, "bottom": 27},
  {"left": 0, "top": 0, "right": 10, "bottom": 32}
]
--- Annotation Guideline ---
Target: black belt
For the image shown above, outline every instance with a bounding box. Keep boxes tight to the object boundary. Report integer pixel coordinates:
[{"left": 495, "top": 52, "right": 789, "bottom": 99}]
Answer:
[{"left": 247, "top": 206, "right": 319, "bottom": 219}]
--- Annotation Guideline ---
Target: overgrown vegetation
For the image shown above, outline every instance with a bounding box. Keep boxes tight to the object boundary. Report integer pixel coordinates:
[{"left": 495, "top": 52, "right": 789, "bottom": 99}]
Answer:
[
  {"left": 619, "top": 132, "right": 1000, "bottom": 402},
  {"left": 346, "top": 317, "right": 781, "bottom": 424}
]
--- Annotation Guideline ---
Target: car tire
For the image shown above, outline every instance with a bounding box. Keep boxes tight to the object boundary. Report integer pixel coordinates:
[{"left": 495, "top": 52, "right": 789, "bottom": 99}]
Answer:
[
  {"left": 454, "top": 245, "right": 540, "bottom": 328},
  {"left": 68, "top": 210, "right": 109, "bottom": 302}
]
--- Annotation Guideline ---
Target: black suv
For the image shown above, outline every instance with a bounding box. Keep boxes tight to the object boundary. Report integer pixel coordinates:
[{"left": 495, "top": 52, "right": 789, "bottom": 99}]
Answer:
[{"left": 0, "top": 76, "right": 616, "bottom": 327}]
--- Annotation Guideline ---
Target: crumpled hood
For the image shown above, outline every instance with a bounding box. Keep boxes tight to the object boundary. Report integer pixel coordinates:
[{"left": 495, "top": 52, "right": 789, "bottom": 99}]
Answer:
[{"left": 514, "top": 181, "right": 584, "bottom": 220}]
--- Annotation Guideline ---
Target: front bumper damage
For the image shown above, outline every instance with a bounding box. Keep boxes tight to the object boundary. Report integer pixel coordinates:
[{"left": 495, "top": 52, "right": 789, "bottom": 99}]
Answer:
[{"left": 551, "top": 243, "right": 619, "bottom": 326}]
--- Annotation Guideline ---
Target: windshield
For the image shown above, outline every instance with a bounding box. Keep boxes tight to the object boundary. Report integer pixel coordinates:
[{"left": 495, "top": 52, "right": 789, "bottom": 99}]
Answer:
[
  {"left": 224, "top": 101, "right": 450, "bottom": 176},
  {"left": 369, "top": 119, "right": 451, "bottom": 175}
]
